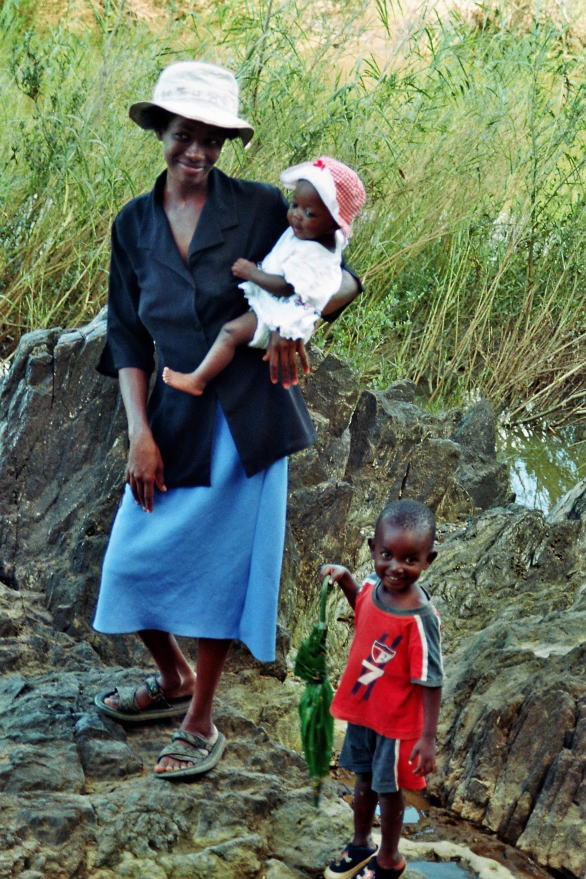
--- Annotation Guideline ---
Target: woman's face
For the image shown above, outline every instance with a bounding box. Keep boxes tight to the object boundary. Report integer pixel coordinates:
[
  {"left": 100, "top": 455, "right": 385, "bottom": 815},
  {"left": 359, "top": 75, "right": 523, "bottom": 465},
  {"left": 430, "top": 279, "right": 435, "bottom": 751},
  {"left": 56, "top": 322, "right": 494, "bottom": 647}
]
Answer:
[{"left": 157, "top": 116, "right": 226, "bottom": 191}]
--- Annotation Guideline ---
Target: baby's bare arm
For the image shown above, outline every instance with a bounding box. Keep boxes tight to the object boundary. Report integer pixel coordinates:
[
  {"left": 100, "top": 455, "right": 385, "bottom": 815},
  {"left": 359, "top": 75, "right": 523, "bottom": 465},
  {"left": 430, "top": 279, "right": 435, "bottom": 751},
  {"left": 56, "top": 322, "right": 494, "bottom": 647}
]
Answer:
[
  {"left": 320, "top": 563, "right": 361, "bottom": 610},
  {"left": 232, "top": 259, "right": 294, "bottom": 298}
]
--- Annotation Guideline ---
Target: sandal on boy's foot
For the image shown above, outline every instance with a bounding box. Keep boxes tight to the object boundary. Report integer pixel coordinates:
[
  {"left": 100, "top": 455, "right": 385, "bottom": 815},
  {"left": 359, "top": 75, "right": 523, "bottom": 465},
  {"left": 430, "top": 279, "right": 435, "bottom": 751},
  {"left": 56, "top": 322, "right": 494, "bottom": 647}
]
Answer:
[
  {"left": 94, "top": 675, "right": 193, "bottom": 722},
  {"left": 324, "top": 843, "right": 379, "bottom": 879},
  {"left": 154, "top": 728, "right": 227, "bottom": 780},
  {"left": 355, "top": 856, "right": 407, "bottom": 879}
]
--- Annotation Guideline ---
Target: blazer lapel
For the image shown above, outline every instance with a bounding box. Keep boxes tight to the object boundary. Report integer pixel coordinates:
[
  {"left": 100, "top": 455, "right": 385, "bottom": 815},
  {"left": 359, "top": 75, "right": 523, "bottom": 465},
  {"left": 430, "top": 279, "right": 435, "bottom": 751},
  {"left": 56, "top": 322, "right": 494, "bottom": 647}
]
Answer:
[
  {"left": 138, "top": 172, "right": 195, "bottom": 285},
  {"left": 188, "top": 168, "right": 239, "bottom": 260}
]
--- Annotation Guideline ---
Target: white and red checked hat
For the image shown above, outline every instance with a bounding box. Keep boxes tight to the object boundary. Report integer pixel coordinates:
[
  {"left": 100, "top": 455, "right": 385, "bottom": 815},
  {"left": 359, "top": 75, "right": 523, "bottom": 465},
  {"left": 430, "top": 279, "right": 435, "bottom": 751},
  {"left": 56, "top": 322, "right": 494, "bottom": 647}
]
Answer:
[{"left": 280, "top": 156, "right": 366, "bottom": 240}]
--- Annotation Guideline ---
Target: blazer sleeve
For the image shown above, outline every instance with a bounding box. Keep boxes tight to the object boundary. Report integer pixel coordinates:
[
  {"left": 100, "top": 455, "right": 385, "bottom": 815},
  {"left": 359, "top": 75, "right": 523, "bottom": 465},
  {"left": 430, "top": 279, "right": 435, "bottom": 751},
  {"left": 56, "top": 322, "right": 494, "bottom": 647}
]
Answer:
[{"left": 96, "top": 219, "right": 155, "bottom": 378}]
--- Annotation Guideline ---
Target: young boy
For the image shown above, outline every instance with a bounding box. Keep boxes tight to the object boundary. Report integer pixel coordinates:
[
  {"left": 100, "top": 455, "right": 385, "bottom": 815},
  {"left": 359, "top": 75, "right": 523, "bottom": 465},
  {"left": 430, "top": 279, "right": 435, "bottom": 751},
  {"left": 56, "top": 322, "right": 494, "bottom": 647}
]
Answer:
[{"left": 321, "top": 499, "right": 443, "bottom": 879}]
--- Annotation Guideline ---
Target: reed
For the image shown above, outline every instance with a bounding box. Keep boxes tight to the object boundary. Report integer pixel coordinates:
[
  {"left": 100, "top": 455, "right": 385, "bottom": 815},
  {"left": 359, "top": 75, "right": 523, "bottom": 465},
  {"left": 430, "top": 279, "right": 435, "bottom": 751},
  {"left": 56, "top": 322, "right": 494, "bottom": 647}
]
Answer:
[{"left": 1, "top": 0, "right": 586, "bottom": 426}]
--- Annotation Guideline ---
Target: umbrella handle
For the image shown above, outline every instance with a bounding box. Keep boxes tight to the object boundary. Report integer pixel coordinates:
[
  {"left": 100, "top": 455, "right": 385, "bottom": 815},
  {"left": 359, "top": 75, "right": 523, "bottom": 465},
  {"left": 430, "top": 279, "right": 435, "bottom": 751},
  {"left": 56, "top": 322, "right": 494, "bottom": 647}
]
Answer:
[{"left": 319, "top": 572, "right": 333, "bottom": 627}]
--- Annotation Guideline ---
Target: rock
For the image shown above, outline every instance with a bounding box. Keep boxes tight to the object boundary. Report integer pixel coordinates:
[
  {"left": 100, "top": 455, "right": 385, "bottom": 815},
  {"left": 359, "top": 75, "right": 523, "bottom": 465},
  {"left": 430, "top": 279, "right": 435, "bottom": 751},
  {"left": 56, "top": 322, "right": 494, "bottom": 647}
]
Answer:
[
  {"left": 0, "top": 314, "right": 529, "bottom": 879},
  {"left": 452, "top": 400, "right": 510, "bottom": 510},
  {"left": 547, "top": 476, "right": 586, "bottom": 523},
  {"left": 424, "top": 504, "right": 586, "bottom": 877},
  {"left": 0, "top": 318, "right": 507, "bottom": 667},
  {"left": 342, "top": 389, "right": 504, "bottom": 534},
  {"left": 0, "top": 310, "right": 130, "bottom": 669},
  {"left": 0, "top": 666, "right": 326, "bottom": 879}
]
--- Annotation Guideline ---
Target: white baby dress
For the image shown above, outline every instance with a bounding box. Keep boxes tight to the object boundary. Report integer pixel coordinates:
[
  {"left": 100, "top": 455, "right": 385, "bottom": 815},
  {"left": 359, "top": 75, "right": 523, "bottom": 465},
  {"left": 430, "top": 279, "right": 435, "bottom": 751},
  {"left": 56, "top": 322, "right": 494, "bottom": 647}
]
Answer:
[{"left": 239, "top": 227, "right": 344, "bottom": 348}]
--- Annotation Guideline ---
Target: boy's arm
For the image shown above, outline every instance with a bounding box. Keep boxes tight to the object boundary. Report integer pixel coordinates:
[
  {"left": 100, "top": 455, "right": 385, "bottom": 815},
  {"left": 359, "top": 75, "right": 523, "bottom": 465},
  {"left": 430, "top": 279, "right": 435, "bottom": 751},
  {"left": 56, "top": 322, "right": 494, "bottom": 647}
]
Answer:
[
  {"left": 410, "top": 685, "right": 442, "bottom": 776},
  {"left": 320, "top": 563, "right": 361, "bottom": 610},
  {"left": 232, "top": 259, "right": 294, "bottom": 298}
]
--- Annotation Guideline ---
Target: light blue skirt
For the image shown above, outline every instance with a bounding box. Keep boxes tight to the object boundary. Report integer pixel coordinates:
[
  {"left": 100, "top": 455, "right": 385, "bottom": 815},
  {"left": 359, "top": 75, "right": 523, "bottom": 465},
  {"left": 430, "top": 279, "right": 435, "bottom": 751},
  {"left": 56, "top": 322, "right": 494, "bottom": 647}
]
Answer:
[{"left": 93, "top": 405, "right": 288, "bottom": 661}]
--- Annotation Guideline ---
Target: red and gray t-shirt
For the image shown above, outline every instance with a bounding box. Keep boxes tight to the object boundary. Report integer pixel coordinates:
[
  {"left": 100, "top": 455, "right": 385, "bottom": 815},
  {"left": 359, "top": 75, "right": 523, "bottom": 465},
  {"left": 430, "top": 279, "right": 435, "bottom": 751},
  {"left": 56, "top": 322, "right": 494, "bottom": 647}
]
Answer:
[{"left": 331, "top": 576, "right": 444, "bottom": 739}]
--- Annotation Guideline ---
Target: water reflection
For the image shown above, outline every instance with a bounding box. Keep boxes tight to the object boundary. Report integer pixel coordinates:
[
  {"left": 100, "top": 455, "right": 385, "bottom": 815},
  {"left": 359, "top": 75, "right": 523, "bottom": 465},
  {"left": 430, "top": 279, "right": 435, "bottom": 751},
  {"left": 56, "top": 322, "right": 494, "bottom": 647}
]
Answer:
[
  {"left": 498, "top": 424, "right": 586, "bottom": 513},
  {"left": 410, "top": 861, "right": 473, "bottom": 879},
  {"left": 375, "top": 804, "right": 421, "bottom": 823}
]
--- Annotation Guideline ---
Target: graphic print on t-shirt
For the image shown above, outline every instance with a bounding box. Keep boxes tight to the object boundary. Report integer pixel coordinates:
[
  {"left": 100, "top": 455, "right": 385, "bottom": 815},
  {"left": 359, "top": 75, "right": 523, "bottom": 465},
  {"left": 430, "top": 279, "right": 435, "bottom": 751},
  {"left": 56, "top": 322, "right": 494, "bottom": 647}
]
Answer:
[{"left": 351, "top": 633, "right": 403, "bottom": 701}]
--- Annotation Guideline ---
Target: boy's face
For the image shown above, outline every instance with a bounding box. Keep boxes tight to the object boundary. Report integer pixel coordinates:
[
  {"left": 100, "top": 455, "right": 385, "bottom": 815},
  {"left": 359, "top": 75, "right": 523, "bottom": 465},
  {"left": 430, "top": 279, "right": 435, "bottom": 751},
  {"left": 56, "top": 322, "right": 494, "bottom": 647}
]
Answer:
[{"left": 368, "top": 522, "right": 437, "bottom": 596}]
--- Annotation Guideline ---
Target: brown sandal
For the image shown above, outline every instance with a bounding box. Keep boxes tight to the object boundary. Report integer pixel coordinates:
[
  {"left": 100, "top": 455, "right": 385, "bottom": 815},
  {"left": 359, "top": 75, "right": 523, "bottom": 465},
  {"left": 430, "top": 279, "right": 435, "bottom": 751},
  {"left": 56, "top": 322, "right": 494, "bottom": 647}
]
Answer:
[
  {"left": 94, "top": 675, "right": 193, "bottom": 722},
  {"left": 155, "top": 729, "right": 227, "bottom": 779}
]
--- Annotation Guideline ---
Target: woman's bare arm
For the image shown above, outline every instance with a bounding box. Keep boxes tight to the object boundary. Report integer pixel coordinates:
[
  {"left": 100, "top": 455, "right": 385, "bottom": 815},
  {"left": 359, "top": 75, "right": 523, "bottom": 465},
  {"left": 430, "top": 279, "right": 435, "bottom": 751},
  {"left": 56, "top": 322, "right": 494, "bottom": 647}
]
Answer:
[
  {"left": 321, "top": 269, "right": 360, "bottom": 316},
  {"left": 119, "top": 367, "right": 166, "bottom": 513}
]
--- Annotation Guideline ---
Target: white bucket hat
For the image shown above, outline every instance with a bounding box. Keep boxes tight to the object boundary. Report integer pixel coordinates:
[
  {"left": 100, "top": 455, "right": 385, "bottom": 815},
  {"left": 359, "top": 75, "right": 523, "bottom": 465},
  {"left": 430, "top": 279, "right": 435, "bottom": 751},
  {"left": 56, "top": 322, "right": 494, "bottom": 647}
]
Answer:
[
  {"left": 280, "top": 156, "right": 366, "bottom": 240},
  {"left": 129, "top": 61, "right": 254, "bottom": 145}
]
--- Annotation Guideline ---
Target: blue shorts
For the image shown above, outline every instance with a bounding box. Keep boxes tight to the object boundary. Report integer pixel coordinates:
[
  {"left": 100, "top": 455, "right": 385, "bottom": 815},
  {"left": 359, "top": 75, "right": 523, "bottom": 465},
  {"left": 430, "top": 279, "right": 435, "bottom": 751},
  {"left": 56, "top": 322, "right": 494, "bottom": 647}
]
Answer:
[{"left": 339, "top": 722, "right": 426, "bottom": 793}]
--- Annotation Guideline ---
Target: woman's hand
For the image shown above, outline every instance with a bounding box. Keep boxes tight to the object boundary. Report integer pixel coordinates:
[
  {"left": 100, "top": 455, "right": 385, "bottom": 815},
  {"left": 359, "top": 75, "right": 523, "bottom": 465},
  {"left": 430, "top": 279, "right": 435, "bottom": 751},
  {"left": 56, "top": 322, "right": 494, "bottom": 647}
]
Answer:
[
  {"left": 263, "top": 331, "right": 310, "bottom": 388},
  {"left": 118, "top": 368, "right": 166, "bottom": 513},
  {"left": 126, "top": 428, "right": 167, "bottom": 513}
]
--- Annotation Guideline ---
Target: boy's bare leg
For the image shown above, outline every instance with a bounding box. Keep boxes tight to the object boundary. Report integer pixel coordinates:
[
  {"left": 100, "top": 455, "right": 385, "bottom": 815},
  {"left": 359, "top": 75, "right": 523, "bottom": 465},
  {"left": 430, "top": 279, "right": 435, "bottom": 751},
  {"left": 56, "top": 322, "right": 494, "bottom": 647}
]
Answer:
[
  {"left": 104, "top": 630, "right": 196, "bottom": 709},
  {"left": 376, "top": 790, "right": 406, "bottom": 871},
  {"left": 155, "top": 637, "right": 232, "bottom": 773},
  {"left": 351, "top": 772, "right": 379, "bottom": 847},
  {"left": 163, "top": 312, "right": 258, "bottom": 396}
]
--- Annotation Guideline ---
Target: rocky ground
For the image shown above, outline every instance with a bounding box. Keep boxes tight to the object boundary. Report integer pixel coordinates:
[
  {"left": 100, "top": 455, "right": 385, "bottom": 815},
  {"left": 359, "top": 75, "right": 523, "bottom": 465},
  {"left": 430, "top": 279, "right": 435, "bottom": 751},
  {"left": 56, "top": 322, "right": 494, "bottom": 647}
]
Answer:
[{"left": 1, "top": 314, "right": 584, "bottom": 878}]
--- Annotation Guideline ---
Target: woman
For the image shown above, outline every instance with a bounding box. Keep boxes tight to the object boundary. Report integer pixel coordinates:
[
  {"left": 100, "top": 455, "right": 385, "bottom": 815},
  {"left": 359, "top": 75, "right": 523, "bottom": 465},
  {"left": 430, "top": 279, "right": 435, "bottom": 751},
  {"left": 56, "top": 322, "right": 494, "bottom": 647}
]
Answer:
[{"left": 93, "top": 61, "right": 360, "bottom": 778}]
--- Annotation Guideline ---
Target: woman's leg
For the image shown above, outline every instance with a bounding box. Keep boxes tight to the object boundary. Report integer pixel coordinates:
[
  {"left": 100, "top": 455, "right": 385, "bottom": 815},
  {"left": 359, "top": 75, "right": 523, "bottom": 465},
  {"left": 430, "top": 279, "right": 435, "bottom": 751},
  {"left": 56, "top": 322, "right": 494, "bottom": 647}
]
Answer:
[
  {"left": 155, "top": 637, "right": 232, "bottom": 772},
  {"left": 163, "top": 312, "right": 257, "bottom": 396},
  {"left": 104, "top": 629, "right": 196, "bottom": 709}
]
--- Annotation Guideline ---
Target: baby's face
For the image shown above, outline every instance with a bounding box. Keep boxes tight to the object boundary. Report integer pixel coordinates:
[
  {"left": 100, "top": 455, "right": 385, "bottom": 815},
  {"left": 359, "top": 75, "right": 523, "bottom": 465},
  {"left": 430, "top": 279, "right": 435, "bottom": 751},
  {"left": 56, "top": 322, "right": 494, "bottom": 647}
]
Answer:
[
  {"left": 368, "top": 523, "right": 436, "bottom": 597},
  {"left": 287, "top": 180, "right": 338, "bottom": 244}
]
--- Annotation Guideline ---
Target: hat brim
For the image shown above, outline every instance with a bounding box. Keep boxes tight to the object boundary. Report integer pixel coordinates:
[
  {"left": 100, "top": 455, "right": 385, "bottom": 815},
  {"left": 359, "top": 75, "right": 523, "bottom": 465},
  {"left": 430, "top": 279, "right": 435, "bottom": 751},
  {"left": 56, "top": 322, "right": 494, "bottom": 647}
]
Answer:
[
  {"left": 128, "top": 100, "right": 254, "bottom": 145},
  {"left": 280, "top": 162, "right": 344, "bottom": 234}
]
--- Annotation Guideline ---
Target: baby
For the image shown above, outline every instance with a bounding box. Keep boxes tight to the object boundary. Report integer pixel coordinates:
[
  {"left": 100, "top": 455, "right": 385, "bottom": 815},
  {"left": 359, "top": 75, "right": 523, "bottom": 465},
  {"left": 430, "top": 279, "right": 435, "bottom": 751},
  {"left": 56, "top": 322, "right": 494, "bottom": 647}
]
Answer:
[
  {"left": 321, "top": 499, "right": 443, "bottom": 879},
  {"left": 162, "top": 156, "right": 365, "bottom": 395}
]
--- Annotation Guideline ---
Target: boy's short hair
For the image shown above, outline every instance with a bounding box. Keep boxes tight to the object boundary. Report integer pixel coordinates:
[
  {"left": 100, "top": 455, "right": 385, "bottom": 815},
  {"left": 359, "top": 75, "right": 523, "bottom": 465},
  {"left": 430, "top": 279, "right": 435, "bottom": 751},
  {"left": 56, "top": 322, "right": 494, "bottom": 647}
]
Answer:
[{"left": 375, "top": 499, "right": 436, "bottom": 547}]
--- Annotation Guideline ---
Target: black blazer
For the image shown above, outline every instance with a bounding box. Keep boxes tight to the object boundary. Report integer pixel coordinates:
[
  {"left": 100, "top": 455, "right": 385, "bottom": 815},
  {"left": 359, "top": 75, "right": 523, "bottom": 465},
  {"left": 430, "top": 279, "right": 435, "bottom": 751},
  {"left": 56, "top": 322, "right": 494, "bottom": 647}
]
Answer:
[{"left": 98, "top": 168, "right": 317, "bottom": 488}]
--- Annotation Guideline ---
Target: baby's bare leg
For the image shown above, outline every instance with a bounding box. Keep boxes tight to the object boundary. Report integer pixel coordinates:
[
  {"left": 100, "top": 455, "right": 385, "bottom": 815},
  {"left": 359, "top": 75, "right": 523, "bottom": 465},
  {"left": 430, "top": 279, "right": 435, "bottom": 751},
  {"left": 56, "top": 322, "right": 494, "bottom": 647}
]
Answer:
[{"left": 163, "top": 312, "right": 258, "bottom": 396}]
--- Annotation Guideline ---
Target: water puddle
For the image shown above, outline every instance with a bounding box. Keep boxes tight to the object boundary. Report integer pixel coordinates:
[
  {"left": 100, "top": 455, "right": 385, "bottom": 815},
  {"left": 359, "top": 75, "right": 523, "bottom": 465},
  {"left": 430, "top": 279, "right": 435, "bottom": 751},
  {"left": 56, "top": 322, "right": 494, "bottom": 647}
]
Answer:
[
  {"left": 410, "top": 862, "right": 472, "bottom": 879},
  {"left": 498, "top": 424, "right": 586, "bottom": 512},
  {"left": 375, "top": 804, "right": 421, "bottom": 823}
]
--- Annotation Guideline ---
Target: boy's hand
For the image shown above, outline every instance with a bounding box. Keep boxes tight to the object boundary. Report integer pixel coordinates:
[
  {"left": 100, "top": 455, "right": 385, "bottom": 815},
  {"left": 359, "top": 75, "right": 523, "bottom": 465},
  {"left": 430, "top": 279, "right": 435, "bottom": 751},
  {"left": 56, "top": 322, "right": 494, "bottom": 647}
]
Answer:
[
  {"left": 319, "top": 564, "right": 360, "bottom": 609},
  {"left": 409, "top": 735, "right": 436, "bottom": 777},
  {"left": 232, "top": 258, "right": 256, "bottom": 280},
  {"left": 320, "top": 563, "right": 351, "bottom": 585}
]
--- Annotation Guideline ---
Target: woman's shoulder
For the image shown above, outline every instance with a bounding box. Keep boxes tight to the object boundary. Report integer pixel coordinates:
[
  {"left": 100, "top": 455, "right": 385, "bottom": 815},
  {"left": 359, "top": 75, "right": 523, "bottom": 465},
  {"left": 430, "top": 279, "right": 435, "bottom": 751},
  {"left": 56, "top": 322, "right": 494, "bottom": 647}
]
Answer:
[
  {"left": 114, "top": 191, "right": 150, "bottom": 226},
  {"left": 113, "top": 172, "right": 165, "bottom": 229},
  {"left": 214, "top": 168, "right": 287, "bottom": 206}
]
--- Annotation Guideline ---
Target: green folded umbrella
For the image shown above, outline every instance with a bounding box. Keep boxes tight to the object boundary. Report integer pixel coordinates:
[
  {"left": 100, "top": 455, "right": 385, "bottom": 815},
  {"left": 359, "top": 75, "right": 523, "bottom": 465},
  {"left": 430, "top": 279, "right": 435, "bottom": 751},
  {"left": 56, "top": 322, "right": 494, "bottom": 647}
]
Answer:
[{"left": 294, "top": 573, "right": 334, "bottom": 806}]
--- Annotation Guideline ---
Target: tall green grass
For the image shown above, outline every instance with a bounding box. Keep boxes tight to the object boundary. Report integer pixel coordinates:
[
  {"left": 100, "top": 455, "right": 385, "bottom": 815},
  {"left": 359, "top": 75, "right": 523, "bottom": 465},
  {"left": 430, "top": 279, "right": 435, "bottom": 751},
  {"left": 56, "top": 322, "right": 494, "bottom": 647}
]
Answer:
[{"left": 1, "top": 0, "right": 586, "bottom": 426}]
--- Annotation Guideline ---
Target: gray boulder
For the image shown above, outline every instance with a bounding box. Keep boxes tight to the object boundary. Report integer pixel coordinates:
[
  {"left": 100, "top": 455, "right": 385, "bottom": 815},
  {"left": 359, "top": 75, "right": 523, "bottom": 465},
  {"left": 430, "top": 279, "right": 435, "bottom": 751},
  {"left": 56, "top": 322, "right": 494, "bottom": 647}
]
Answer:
[
  {"left": 0, "top": 318, "right": 507, "bottom": 665},
  {"left": 425, "top": 499, "right": 586, "bottom": 878},
  {"left": 0, "top": 313, "right": 526, "bottom": 879}
]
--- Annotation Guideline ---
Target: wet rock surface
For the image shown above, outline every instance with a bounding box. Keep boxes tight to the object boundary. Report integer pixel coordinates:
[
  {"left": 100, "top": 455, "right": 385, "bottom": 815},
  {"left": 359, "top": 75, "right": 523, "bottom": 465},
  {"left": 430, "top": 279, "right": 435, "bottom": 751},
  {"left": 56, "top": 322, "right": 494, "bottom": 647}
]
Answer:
[
  {"left": 0, "top": 313, "right": 579, "bottom": 877},
  {"left": 423, "top": 497, "right": 586, "bottom": 878}
]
